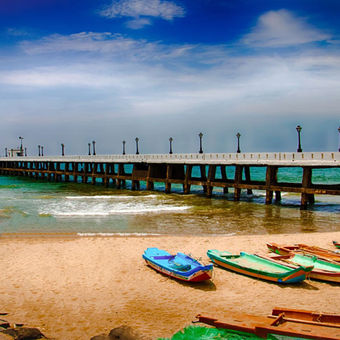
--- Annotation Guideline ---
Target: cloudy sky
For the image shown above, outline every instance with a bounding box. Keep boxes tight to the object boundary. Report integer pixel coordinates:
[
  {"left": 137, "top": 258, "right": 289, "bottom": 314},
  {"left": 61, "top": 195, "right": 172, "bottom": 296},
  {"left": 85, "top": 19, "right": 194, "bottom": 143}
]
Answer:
[{"left": 0, "top": 0, "right": 339, "bottom": 155}]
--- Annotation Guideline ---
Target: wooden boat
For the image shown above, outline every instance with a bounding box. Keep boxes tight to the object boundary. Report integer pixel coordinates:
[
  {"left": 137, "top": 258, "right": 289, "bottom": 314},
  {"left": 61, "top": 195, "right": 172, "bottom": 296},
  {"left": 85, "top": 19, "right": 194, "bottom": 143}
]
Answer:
[
  {"left": 267, "top": 242, "right": 340, "bottom": 263},
  {"left": 143, "top": 248, "right": 213, "bottom": 282},
  {"left": 257, "top": 253, "right": 340, "bottom": 283},
  {"left": 207, "top": 250, "right": 313, "bottom": 283},
  {"left": 196, "top": 309, "right": 340, "bottom": 340},
  {"left": 333, "top": 241, "right": 340, "bottom": 249},
  {"left": 271, "top": 307, "right": 340, "bottom": 325}
]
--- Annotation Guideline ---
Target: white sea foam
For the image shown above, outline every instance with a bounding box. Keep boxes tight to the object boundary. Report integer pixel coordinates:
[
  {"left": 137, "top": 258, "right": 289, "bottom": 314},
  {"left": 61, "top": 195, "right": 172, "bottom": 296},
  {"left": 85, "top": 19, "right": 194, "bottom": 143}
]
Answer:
[
  {"left": 76, "top": 232, "right": 161, "bottom": 237},
  {"left": 39, "top": 195, "right": 190, "bottom": 217}
]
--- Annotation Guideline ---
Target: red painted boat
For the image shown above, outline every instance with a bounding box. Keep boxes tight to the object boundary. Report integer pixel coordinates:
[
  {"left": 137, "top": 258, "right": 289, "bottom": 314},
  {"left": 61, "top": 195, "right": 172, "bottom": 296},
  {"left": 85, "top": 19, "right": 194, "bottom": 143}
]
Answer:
[
  {"left": 267, "top": 242, "right": 340, "bottom": 263},
  {"left": 196, "top": 308, "right": 340, "bottom": 340}
]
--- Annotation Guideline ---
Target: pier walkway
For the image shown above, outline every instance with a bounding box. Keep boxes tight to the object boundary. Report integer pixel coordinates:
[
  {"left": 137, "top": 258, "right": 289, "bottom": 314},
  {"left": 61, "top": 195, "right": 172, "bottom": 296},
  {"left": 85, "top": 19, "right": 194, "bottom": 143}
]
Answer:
[{"left": 0, "top": 151, "right": 339, "bottom": 209}]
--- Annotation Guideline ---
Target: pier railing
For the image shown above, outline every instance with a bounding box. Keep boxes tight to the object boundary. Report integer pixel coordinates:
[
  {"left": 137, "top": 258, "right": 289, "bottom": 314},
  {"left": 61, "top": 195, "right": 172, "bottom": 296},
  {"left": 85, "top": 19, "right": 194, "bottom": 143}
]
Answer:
[{"left": 1, "top": 151, "right": 339, "bottom": 166}]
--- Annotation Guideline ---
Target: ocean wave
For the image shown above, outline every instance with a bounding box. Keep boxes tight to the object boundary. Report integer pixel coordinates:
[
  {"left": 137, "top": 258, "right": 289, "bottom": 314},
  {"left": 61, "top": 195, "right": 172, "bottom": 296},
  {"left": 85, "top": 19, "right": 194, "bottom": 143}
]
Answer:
[
  {"left": 48, "top": 205, "right": 190, "bottom": 217},
  {"left": 76, "top": 232, "right": 161, "bottom": 237}
]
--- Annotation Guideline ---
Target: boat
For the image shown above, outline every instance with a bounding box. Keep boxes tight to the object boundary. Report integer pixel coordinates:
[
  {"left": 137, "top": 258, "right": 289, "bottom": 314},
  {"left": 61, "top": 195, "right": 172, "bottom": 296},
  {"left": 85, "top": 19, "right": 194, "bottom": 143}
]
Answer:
[
  {"left": 256, "top": 253, "right": 340, "bottom": 283},
  {"left": 207, "top": 250, "right": 313, "bottom": 283},
  {"left": 267, "top": 242, "right": 340, "bottom": 263},
  {"left": 196, "top": 308, "right": 340, "bottom": 340},
  {"left": 142, "top": 248, "right": 213, "bottom": 282},
  {"left": 271, "top": 307, "right": 340, "bottom": 325},
  {"left": 333, "top": 241, "right": 340, "bottom": 249}
]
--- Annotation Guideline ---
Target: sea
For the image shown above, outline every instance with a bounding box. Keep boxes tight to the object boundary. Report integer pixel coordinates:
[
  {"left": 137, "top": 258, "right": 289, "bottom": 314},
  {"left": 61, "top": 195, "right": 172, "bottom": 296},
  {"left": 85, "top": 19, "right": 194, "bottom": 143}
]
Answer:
[{"left": 0, "top": 166, "right": 339, "bottom": 236}]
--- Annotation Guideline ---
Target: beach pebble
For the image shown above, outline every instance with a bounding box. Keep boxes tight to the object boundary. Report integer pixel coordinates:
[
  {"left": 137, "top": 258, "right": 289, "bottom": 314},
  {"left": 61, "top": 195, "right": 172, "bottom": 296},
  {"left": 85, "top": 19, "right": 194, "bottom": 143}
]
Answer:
[
  {"left": 108, "top": 326, "right": 142, "bottom": 340},
  {"left": 1, "top": 327, "right": 46, "bottom": 340},
  {"left": 90, "top": 335, "right": 110, "bottom": 340}
]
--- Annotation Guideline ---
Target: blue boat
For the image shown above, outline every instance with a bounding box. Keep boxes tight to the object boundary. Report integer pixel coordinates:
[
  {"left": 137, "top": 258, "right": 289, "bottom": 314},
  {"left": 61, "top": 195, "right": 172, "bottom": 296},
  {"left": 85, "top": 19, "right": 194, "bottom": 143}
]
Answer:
[{"left": 143, "top": 248, "right": 213, "bottom": 282}]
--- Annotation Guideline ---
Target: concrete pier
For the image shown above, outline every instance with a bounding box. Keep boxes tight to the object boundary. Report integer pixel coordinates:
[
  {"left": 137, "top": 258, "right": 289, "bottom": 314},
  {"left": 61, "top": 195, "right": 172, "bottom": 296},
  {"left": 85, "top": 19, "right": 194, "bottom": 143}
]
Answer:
[{"left": 0, "top": 151, "right": 339, "bottom": 209}]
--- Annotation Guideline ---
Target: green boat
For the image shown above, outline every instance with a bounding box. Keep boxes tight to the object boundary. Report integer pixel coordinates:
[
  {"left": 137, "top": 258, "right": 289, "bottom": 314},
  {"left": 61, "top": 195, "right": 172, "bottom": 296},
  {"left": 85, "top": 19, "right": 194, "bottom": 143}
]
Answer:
[
  {"left": 261, "top": 253, "right": 340, "bottom": 283},
  {"left": 207, "top": 250, "right": 313, "bottom": 283}
]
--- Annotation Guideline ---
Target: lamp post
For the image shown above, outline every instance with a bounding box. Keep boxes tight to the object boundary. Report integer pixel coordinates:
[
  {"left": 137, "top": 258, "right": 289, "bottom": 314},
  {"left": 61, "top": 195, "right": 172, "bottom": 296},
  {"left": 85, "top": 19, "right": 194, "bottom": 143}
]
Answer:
[
  {"left": 236, "top": 132, "right": 241, "bottom": 153},
  {"left": 122, "top": 140, "right": 126, "bottom": 155},
  {"left": 24, "top": 147, "right": 27, "bottom": 157},
  {"left": 92, "top": 140, "right": 96, "bottom": 156},
  {"left": 169, "top": 137, "right": 173, "bottom": 154},
  {"left": 41, "top": 146, "right": 44, "bottom": 157},
  {"left": 61, "top": 143, "right": 64, "bottom": 156},
  {"left": 38, "top": 145, "right": 41, "bottom": 157},
  {"left": 135, "top": 137, "right": 139, "bottom": 155},
  {"left": 198, "top": 132, "right": 203, "bottom": 154},
  {"left": 88, "top": 143, "right": 91, "bottom": 156},
  {"left": 296, "top": 125, "right": 302, "bottom": 152},
  {"left": 18, "top": 136, "right": 24, "bottom": 155},
  {"left": 5, "top": 148, "right": 7, "bottom": 157},
  {"left": 338, "top": 126, "right": 340, "bottom": 152}
]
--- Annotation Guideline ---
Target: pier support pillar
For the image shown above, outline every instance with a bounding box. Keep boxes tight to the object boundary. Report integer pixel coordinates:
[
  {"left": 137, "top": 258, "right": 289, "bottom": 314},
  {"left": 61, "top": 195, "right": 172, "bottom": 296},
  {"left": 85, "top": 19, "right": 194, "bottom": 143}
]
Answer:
[
  {"left": 265, "top": 166, "right": 278, "bottom": 205},
  {"left": 234, "top": 165, "right": 242, "bottom": 201},
  {"left": 301, "top": 167, "right": 313, "bottom": 210},
  {"left": 183, "top": 165, "right": 192, "bottom": 194},
  {"left": 275, "top": 191, "right": 281, "bottom": 202},
  {"left": 165, "top": 165, "right": 172, "bottom": 194},
  {"left": 244, "top": 166, "right": 253, "bottom": 195}
]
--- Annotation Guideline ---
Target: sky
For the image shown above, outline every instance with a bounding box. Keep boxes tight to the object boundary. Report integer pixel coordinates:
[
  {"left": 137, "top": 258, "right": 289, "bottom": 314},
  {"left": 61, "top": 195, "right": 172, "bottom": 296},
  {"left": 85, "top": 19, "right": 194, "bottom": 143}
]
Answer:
[{"left": 0, "top": 0, "right": 340, "bottom": 155}]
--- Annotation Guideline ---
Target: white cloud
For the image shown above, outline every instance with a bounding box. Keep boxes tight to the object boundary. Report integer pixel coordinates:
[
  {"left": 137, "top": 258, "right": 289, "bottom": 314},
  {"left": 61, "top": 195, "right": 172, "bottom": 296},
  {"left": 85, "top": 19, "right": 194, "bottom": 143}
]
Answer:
[
  {"left": 126, "top": 17, "right": 152, "bottom": 29},
  {"left": 99, "top": 0, "right": 185, "bottom": 28},
  {"left": 242, "top": 9, "right": 330, "bottom": 47}
]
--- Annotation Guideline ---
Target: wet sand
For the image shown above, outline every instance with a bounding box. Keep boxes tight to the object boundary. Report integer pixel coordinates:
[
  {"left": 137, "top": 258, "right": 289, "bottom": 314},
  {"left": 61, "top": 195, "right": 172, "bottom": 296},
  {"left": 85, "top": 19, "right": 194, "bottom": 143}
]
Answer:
[{"left": 0, "top": 231, "right": 339, "bottom": 339}]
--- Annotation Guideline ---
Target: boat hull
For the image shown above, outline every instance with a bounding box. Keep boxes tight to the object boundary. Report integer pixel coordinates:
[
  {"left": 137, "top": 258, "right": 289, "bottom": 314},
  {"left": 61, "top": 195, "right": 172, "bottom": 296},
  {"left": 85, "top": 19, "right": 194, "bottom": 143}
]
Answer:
[
  {"left": 144, "top": 258, "right": 213, "bottom": 282},
  {"left": 207, "top": 250, "right": 311, "bottom": 284},
  {"left": 143, "top": 248, "right": 213, "bottom": 282},
  {"left": 258, "top": 254, "right": 340, "bottom": 283}
]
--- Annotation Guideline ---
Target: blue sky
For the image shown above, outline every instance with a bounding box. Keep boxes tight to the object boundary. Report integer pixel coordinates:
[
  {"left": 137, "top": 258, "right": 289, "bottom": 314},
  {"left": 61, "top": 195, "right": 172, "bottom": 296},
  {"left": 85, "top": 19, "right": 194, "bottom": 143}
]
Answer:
[{"left": 0, "top": 0, "right": 339, "bottom": 155}]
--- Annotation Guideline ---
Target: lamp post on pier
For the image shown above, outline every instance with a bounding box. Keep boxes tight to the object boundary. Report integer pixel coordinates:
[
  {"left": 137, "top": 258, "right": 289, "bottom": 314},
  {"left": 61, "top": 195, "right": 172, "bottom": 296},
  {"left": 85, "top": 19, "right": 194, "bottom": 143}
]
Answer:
[
  {"left": 92, "top": 141, "right": 96, "bottom": 156},
  {"left": 338, "top": 126, "right": 340, "bottom": 152},
  {"left": 88, "top": 143, "right": 91, "bottom": 156},
  {"left": 18, "top": 136, "right": 24, "bottom": 156},
  {"left": 38, "top": 145, "right": 41, "bottom": 157},
  {"left": 122, "top": 140, "right": 126, "bottom": 155},
  {"left": 24, "top": 148, "right": 27, "bottom": 157},
  {"left": 296, "top": 125, "right": 302, "bottom": 152},
  {"left": 236, "top": 132, "right": 241, "bottom": 153},
  {"left": 5, "top": 148, "right": 7, "bottom": 157},
  {"left": 198, "top": 132, "right": 203, "bottom": 154},
  {"left": 41, "top": 146, "right": 44, "bottom": 157},
  {"left": 135, "top": 137, "right": 139, "bottom": 155},
  {"left": 169, "top": 137, "right": 173, "bottom": 154},
  {"left": 61, "top": 143, "right": 64, "bottom": 156}
]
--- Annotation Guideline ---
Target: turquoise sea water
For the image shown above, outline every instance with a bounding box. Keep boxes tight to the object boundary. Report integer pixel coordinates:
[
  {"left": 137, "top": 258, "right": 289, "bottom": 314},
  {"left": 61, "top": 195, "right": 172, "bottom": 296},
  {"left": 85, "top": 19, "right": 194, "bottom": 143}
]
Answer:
[{"left": 0, "top": 166, "right": 339, "bottom": 235}]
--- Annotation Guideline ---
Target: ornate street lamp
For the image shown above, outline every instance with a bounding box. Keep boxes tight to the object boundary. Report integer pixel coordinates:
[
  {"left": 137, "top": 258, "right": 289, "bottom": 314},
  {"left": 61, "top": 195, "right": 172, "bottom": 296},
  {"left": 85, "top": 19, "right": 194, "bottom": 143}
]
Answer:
[
  {"left": 24, "top": 147, "right": 27, "bottom": 157},
  {"left": 61, "top": 143, "right": 65, "bottom": 156},
  {"left": 198, "top": 132, "right": 203, "bottom": 154},
  {"left": 41, "top": 146, "right": 44, "bottom": 157},
  {"left": 296, "top": 125, "right": 302, "bottom": 152},
  {"left": 88, "top": 143, "right": 91, "bottom": 156},
  {"left": 18, "top": 136, "right": 24, "bottom": 155},
  {"left": 169, "top": 137, "right": 173, "bottom": 154},
  {"left": 92, "top": 140, "right": 96, "bottom": 156},
  {"left": 236, "top": 132, "right": 241, "bottom": 153},
  {"left": 38, "top": 145, "right": 41, "bottom": 157},
  {"left": 338, "top": 126, "right": 340, "bottom": 152},
  {"left": 5, "top": 148, "right": 7, "bottom": 157},
  {"left": 122, "top": 140, "right": 126, "bottom": 155},
  {"left": 135, "top": 137, "right": 139, "bottom": 155}
]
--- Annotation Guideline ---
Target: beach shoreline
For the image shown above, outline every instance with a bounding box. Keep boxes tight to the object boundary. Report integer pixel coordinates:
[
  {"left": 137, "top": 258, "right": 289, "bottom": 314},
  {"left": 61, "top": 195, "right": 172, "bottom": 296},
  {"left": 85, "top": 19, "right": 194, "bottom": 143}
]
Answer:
[{"left": 1, "top": 231, "right": 340, "bottom": 339}]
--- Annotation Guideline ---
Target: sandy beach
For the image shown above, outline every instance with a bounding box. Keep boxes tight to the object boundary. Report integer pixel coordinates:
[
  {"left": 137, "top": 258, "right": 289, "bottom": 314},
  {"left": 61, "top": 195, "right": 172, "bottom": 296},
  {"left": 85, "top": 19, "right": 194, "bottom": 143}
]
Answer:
[{"left": 0, "top": 231, "right": 340, "bottom": 339}]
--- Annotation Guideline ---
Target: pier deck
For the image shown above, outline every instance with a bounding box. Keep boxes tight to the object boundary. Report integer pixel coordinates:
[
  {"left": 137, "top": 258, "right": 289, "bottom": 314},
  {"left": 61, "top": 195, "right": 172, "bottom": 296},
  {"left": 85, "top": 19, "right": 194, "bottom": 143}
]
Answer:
[{"left": 0, "top": 152, "right": 339, "bottom": 209}]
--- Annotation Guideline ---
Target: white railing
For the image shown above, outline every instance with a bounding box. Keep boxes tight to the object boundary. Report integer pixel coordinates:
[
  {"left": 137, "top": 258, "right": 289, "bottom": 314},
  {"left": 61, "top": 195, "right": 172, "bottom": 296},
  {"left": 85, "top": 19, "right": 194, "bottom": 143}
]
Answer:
[{"left": 1, "top": 152, "right": 339, "bottom": 165}]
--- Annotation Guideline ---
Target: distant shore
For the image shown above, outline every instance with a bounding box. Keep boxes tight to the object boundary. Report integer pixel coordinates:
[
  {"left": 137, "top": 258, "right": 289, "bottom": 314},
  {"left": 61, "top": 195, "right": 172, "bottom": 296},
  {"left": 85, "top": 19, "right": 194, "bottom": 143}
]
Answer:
[{"left": 1, "top": 231, "right": 340, "bottom": 339}]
